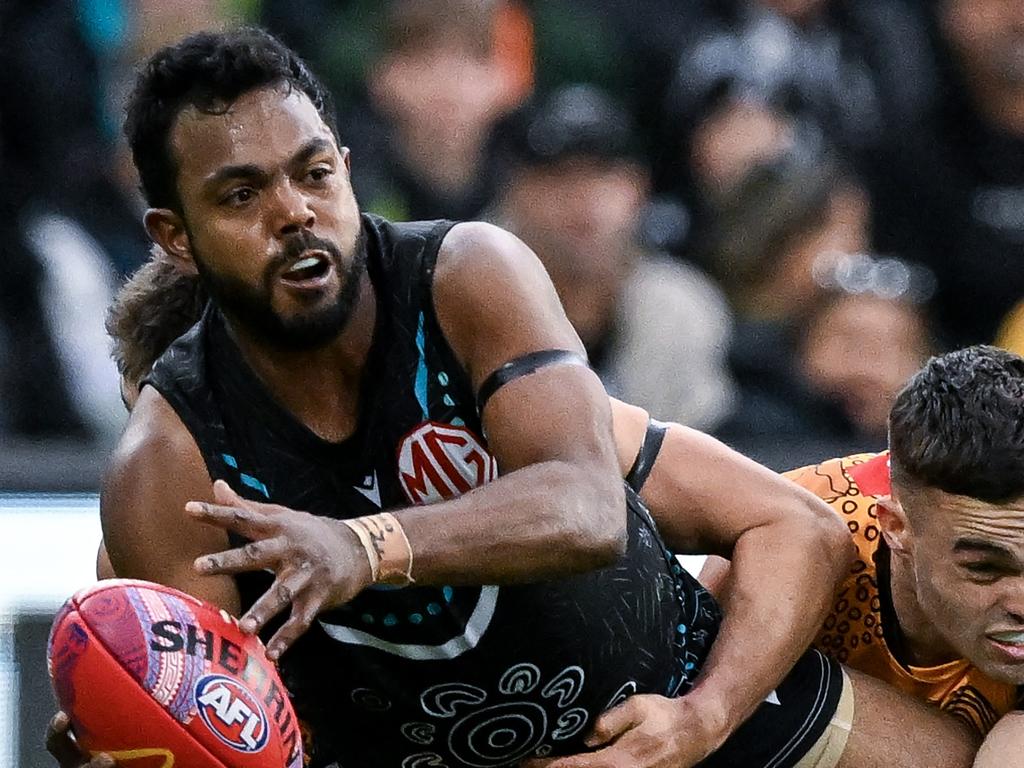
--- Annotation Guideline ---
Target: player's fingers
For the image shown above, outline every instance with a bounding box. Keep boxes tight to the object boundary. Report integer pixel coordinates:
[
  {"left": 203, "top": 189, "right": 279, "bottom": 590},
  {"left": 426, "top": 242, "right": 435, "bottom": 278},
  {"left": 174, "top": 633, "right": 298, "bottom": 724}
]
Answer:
[
  {"left": 194, "top": 536, "right": 288, "bottom": 576},
  {"left": 264, "top": 595, "right": 321, "bottom": 660},
  {"left": 45, "top": 714, "right": 115, "bottom": 768},
  {"left": 185, "top": 500, "right": 274, "bottom": 537},
  {"left": 213, "top": 479, "right": 284, "bottom": 516},
  {"left": 239, "top": 569, "right": 312, "bottom": 636},
  {"left": 584, "top": 699, "right": 643, "bottom": 748},
  {"left": 45, "top": 712, "right": 83, "bottom": 766}
]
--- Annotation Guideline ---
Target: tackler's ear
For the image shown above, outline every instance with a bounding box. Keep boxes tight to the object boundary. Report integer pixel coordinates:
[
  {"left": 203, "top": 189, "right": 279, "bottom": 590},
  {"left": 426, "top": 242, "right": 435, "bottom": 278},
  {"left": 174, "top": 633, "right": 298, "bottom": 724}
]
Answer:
[
  {"left": 877, "top": 495, "right": 912, "bottom": 555},
  {"left": 144, "top": 208, "right": 197, "bottom": 276}
]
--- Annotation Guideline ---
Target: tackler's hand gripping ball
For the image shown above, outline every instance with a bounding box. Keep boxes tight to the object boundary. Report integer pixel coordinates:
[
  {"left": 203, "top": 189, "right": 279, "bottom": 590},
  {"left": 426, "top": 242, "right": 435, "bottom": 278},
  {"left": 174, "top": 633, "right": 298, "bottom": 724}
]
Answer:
[{"left": 48, "top": 579, "right": 304, "bottom": 768}]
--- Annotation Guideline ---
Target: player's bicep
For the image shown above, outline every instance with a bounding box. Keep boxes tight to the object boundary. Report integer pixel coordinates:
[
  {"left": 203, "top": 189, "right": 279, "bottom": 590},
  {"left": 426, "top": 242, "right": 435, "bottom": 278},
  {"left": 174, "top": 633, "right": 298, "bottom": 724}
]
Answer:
[
  {"left": 101, "top": 390, "right": 240, "bottom": 614},
  {"left": 432, "top": 223, "right": 615, "bottom": 472}
]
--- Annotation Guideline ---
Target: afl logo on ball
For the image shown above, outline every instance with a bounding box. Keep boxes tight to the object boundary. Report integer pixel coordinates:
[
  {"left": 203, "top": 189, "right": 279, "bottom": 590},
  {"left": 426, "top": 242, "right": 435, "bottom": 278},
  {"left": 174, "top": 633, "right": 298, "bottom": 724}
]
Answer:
[
  {"left": 194, "top": 674, "right": 269, "bottom": 753},
  {"left": 398, "top": 421, "right": 497, "bottom": 505}
]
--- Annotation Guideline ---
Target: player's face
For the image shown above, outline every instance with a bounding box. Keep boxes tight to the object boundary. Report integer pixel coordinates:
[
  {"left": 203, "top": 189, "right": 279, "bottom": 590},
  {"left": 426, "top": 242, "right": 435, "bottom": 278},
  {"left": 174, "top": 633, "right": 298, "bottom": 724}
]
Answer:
[
  {"left": 166, "top": 85, "right": 364, "bottom": 349},
  {"left": 944, "top": 0, "right": 1024, "bottom": 88},
  {"left": 903, "top": 485, "right": 1024, "bottom": 683}
]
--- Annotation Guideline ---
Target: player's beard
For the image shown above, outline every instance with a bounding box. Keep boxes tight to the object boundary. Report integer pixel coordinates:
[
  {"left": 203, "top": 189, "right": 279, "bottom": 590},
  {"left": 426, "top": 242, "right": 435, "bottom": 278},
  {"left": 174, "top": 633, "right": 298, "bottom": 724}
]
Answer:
[{"left": 193, "top": 227, "right": 368, "bottom": 351}]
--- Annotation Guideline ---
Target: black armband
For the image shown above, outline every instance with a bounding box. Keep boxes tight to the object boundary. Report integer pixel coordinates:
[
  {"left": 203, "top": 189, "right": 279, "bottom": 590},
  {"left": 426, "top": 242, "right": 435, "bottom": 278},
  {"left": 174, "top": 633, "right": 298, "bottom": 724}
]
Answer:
[
  {"left": 625, "top": 419, "right": 669, "bottom": 494},
  {"left": 476, "top": 349, "right": 589, "bottom": 412}
]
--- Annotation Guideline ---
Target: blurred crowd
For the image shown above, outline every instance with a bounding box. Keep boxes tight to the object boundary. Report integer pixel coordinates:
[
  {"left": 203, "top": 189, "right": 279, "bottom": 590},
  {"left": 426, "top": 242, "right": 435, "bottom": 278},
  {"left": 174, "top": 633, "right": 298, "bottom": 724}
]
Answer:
[{"left": 2, "top": 0, "right": 1023, "bottom": 488}]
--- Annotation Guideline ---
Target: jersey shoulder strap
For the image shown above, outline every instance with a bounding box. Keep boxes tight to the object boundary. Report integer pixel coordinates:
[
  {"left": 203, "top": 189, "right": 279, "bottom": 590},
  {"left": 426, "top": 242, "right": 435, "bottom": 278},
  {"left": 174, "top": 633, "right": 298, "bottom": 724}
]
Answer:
[{"left": 625, "top": 418, "right": 668, "bottom": 494}]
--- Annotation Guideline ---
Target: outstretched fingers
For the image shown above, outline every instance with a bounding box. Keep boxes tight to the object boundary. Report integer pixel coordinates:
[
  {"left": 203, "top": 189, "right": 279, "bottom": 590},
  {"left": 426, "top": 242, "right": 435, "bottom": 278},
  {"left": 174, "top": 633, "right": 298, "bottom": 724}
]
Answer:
[
  {"left": 185, "top": 500, "right": 276, "bottom": 538},
  {"left": 194, "top": 537, "right": 288, "bottom": 576}
]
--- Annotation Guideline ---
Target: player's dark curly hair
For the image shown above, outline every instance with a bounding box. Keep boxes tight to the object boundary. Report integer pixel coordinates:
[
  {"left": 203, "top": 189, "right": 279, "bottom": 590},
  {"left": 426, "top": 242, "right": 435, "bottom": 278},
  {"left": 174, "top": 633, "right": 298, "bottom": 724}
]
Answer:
[
  {"left": 889, "top": 345, "right": 1024, "bottom": 503},
  {"left": 124, "top": 26, "right": 337, "bottom": 211}
]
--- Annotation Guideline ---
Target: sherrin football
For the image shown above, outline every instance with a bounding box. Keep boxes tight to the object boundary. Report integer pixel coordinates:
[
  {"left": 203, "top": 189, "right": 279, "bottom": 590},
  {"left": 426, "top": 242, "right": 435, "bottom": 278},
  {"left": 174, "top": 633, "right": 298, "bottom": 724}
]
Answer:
[{"left": 47, "top": 579, "right": 303, "bottom": 768}]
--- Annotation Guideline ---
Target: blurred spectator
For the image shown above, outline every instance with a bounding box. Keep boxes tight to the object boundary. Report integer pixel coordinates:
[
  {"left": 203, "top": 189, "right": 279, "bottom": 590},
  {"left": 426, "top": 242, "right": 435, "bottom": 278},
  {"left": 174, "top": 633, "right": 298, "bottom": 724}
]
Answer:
[
  {"left": 706, "top": 151, "right": 870, "bottom": 322},
  {"left": 0, "top": 0, "right": 121, "bottom": 448},
  {"left": 800, "top": 274, "right": 933, "bottom": 441},
  {"left": 874, "top": 0, "right": 1024, "bottom": 346},
  {"left": 0, "top": 198, "right": 90, "bottom": 440},
  {"left": 707, "top": 153, "right": 935, "bottom": 466},
  {"left": 489, "top": 85, "right": 736, "bottom": 429},
  {"left": 345, "top": 0, "right": 532, "bottom": 221},
  {"left": 664, "top": 0, "right": 936, "bottom": 161}
]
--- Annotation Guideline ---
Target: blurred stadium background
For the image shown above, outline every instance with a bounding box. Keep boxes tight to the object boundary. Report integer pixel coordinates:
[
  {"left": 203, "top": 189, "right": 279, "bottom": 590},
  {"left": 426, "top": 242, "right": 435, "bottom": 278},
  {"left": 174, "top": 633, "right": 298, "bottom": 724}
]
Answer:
[{"left": 2, "top": 0, "right": 1023, "bottom": 764}]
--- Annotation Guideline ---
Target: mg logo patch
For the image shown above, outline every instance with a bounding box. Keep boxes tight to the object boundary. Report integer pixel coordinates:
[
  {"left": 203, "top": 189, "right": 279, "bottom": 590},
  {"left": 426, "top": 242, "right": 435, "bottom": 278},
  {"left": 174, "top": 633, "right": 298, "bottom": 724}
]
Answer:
[
  {"left": 398, "top": 421, "right": 497, "bottom": 505},
  {"left": 194, "top": 674, "right": 269, "bottom": 753}
]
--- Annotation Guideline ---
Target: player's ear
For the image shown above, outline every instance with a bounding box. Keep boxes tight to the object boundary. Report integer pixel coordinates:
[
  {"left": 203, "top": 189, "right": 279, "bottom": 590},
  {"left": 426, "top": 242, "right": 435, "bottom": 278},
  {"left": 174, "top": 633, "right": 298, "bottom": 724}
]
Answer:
[
  {"left": 877, "top": 495, "right": 911, "bottom": 554},
  {"left": 144, "top": 208, "right": 197, "bottom": 276}
]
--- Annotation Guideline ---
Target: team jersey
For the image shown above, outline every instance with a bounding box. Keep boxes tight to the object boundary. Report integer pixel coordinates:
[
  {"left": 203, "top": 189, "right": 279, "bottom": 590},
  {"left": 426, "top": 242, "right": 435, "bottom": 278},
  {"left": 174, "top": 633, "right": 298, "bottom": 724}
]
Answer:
[
  {"left": 787, "top": 452, "right": 1019, "bottom": 734},
  {"left": 145, "top": 214, "right": 720, "bottom": 767}
]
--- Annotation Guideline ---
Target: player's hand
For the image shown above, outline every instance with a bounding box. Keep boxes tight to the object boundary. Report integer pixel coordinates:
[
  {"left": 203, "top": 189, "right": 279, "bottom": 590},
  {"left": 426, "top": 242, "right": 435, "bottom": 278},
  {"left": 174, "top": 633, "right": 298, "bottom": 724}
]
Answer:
[
  {"left": 520, "top": 693, "right": 729, "bottom": 768},
  {"left": 46, "top": 712, "right": 116, "bottom": 768},
  {"left": 187, "top": 479, "right": 373, "bottom": 659}
]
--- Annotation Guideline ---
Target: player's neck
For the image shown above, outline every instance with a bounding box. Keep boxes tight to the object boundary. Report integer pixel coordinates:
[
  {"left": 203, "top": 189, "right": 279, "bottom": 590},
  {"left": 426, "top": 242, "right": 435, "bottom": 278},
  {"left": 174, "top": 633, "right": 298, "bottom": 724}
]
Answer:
[
  {"left": 227, "top": 272, "right": 378, "bottom": 443},
  {"left": 888, "top": 554, "right": 961, "bottom": 668}
]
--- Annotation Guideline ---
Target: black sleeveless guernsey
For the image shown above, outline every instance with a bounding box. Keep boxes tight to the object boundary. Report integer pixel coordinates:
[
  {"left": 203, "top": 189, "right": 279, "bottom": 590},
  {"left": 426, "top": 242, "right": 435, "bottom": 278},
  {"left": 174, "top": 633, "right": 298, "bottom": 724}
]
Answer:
[{"left": 146, "top": 214, "right": 721, "bottom": 768}]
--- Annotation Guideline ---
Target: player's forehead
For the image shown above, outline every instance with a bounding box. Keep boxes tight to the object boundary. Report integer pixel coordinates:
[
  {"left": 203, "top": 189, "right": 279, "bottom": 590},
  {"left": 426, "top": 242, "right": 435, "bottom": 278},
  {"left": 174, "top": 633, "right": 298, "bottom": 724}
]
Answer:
[
  {"left": 169, "top": 85, "right": 335, "bottom": 188},
  {"left": 915, "top": 485, "right": 1024, "bottom": 554}
]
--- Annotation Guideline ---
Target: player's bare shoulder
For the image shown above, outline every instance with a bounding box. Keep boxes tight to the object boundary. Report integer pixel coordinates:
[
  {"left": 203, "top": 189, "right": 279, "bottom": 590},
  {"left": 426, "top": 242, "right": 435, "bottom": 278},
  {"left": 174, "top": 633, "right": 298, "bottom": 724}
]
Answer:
[
  {"left": 104, "top": 385, "right": 208, "bottom": 506},
  {"left": 431, "top": 221, "right": 583, "bottom": 385},
  {"left": 101, "top": 385, "right": 228, "bottom": 592}
]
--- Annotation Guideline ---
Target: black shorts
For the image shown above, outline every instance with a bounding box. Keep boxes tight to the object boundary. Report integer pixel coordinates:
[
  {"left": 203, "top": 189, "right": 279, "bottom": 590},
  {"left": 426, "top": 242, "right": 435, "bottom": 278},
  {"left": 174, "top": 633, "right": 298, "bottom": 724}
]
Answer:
[{"left": 698, "top": 648, "right": 845, "bottom": 768}]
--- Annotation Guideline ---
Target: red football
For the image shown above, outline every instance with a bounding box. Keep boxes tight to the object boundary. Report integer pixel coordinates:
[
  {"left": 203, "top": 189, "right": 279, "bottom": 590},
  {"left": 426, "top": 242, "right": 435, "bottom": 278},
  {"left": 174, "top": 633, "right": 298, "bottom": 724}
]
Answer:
[{"left": 48, "top": 579, "right": 304, "bottom": 768}]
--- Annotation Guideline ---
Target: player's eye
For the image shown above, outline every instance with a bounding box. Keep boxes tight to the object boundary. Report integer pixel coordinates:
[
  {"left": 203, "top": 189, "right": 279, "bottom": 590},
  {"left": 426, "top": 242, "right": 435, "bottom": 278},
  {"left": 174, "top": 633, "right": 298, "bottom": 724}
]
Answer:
[
  {"left": 306, "top": 165, "right": 333, "bottom": 184},
  {"left": 962, "top": 562, "right": 1008, "bottom": 580},
  {"left": 222, "top": 187, "right": 256, "bottom": 207}
]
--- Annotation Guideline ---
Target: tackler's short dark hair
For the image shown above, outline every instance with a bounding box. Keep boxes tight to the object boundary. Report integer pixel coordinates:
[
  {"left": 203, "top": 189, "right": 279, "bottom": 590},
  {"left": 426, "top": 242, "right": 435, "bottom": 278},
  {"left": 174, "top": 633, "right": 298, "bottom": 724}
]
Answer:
[{"left": 889, "top": 345, "right": 1024, "bottom": 503}]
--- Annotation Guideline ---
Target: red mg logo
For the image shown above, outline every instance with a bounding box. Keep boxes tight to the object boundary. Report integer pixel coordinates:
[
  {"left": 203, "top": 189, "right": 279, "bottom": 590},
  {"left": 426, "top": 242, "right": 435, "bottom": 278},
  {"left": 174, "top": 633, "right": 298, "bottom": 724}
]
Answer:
[
  {"left": 194, "top": 674, "right": 269, "bottom": 753},
  {"left": 398, "top": 421, "right": 497, "bottom": 505}
]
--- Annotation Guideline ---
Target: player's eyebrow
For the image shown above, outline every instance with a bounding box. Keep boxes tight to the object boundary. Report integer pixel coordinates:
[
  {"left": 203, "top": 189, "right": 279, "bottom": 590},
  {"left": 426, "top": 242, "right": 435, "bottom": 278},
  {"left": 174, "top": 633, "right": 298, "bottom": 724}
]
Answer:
[
  {"left": 203, "top": 139, "right": 332, "bottom": 192},
  {"left": 953, "top": 538, "right": 1017, "bottom": 559},
  {"left": 289, "top": 137, "right": 332, "bottom": 168},
  {"left": 204, "top": 162, "right": 270, "bottom": 191}
]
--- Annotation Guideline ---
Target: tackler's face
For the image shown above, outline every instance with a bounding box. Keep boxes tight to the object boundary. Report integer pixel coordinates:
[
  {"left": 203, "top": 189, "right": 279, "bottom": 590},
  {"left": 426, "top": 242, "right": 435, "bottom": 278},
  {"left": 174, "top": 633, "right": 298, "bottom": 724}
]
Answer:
[
  {"left": 896, "top": 483, "right": 1024, "bottom": 684},
  {"left": 163, "top": 84, "right": 365, "bottom": 348}
]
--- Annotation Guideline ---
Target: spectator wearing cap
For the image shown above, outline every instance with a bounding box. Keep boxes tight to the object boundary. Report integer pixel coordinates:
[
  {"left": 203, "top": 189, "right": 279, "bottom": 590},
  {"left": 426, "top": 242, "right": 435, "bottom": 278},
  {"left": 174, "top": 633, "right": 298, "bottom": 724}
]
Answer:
[
  {"left": 487, "top": 84, "right": 736, "bottom": 430},
  {"left": 652, "top": 0, "right": 936, "bottom": 258}
]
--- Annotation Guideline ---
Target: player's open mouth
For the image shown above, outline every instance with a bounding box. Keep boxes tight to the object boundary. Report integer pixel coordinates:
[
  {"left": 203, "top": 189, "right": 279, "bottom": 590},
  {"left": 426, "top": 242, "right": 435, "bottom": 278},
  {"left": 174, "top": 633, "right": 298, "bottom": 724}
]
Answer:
[
  {"left": 987, "top": 631, "right": 1024, "bottom": 660},
  {"left": 280, "top": 250, "right": 333, "bottom": 287}
]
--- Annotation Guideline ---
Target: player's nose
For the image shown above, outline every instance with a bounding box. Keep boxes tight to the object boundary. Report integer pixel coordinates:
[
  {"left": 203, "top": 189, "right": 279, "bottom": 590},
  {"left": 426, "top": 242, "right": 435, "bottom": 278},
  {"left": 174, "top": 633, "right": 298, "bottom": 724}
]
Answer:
[
  {"left": 998, "top": 580, "right": 1024, "bottom": 625},
  {"left": 270, "top": 181, "right": 316, "bottom": 237}
]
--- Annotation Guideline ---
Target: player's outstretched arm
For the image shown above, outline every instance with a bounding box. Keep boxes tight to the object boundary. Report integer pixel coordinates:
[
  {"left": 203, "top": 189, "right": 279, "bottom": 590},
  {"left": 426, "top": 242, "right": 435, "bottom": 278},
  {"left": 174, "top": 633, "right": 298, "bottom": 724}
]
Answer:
[{"left": 591, "top": 400, "right": 855, "bottom": 763}]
